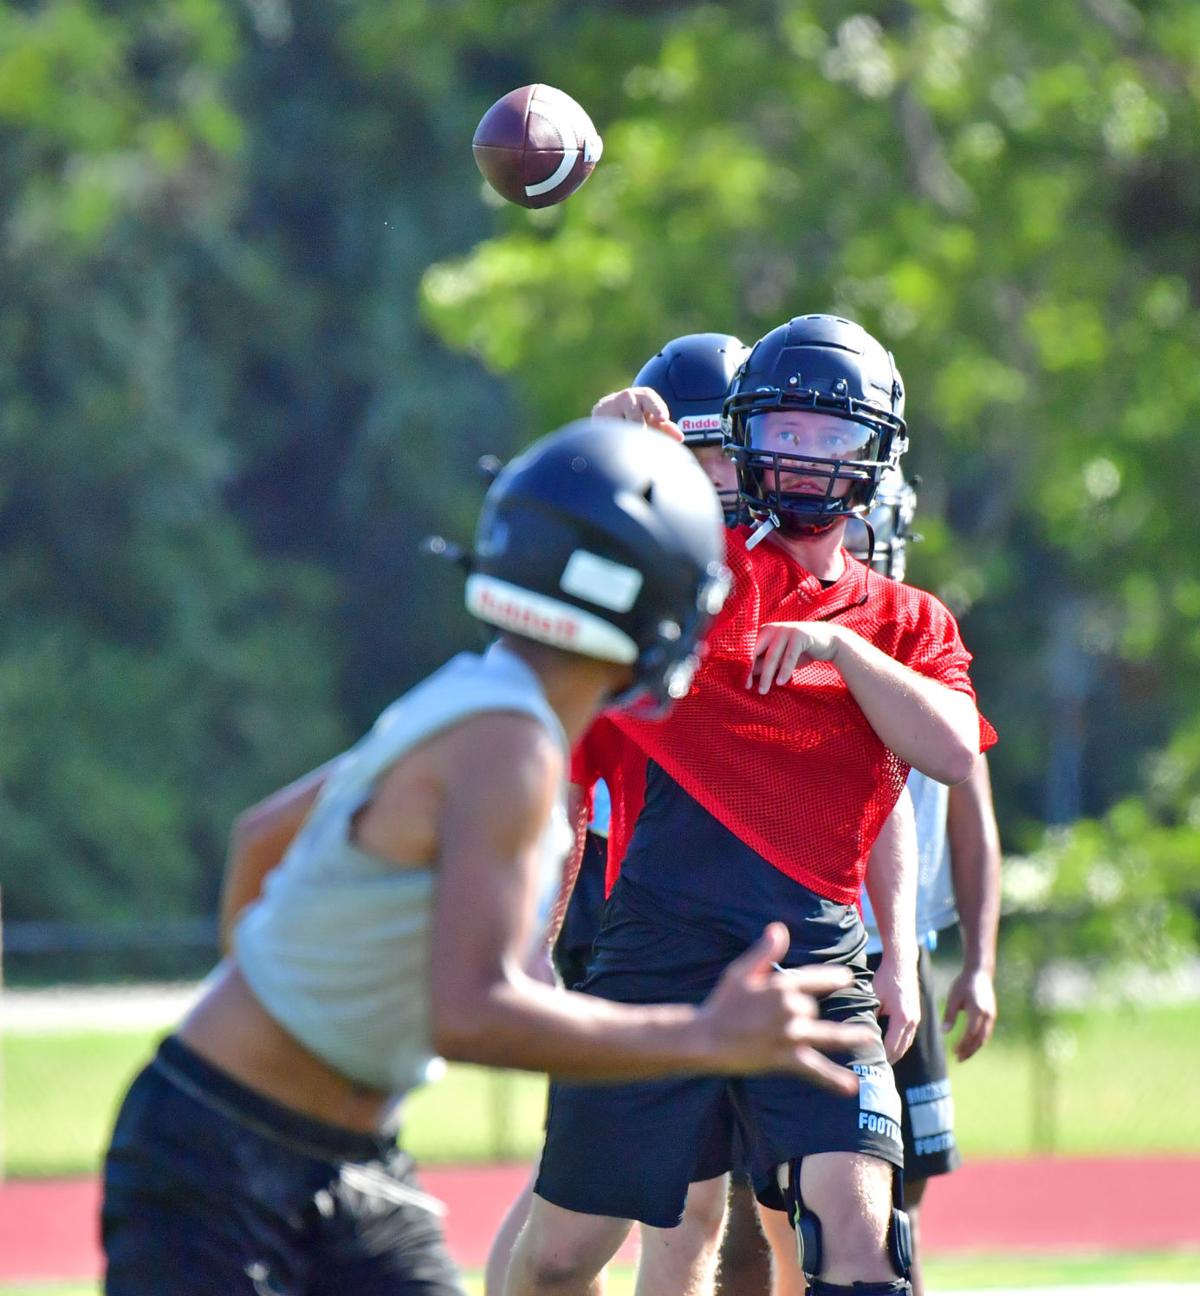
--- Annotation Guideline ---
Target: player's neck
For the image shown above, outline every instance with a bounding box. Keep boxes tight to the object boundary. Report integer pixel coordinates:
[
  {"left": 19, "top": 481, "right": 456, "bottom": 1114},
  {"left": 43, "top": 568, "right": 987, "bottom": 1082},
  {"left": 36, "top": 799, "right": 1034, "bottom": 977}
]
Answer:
[
  {"left": 499, "top": 636, "right": 625, "bottom": 746},
  {"left": 766, "top": 518, "right": 848, "bottom": 582}
]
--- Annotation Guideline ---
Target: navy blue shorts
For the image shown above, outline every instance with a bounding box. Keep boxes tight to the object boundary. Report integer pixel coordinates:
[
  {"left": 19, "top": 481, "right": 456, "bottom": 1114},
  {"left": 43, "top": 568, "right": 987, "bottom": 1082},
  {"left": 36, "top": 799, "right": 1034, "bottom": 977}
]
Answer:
[
  {"left": 869, "top": 944, "right": 961, "bottom": 1185},
  {"left": 552, "top": 830, "right": 607, "bottom": 990},
  {"left": 102, "top": 1036, "right": 463, "bottom": 1296},
  {"left": 534, "top": 878, "right": 902, "bottom": 1228}
]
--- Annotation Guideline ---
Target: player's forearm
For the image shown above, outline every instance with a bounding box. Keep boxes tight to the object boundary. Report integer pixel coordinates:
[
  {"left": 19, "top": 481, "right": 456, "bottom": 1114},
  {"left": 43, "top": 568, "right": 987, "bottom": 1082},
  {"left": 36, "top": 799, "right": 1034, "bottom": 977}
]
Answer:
[
  {"left": 864, "top": 791, "right": 919, "bottom": 968},
  {"left": 219, "top": 836, "right": 283, "bottom": 954},
  {"left": 831, "top": 631, "right": 979, "bottom": 784},
  {"left": 947, "top": 766, "right": 1002, "bottom": 976},
  {"left": 218, "top": 761, "right": 337, "bottom": 952},
  {"left": 951, "top": 859, "right": 999, "bottom": 976},
  {"left": 431, "top": 977, "right": 711, "bottom": 1081}
]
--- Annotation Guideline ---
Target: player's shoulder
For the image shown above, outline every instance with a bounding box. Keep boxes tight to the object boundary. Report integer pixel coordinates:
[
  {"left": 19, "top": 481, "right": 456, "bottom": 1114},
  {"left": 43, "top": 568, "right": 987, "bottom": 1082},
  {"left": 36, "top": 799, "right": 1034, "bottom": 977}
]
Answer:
[
  {"left": 849, "top": 562, "right": 964, "bottom": 656},
  {"left": 446, "top": 707, "right": 562, "bottom": 768},
  {"left": 441, "top": 709, "right": 564, "bottom": 817},
  {"left": 726, "top": 525, "right": 756, "bottom": 571},
  {"left": 861, "top": 562, "right": 956, "bottom": 627}
]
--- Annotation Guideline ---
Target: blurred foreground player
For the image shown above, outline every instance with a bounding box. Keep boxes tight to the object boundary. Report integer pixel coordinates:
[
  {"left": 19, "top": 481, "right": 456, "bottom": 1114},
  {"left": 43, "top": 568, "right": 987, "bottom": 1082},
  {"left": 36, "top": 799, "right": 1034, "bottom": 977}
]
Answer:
[
  {"left": 510, "top": 316, "right": 994, "bottom": 1296},
  {"left": 101, "top": 419, "right": 875, "bottom": 1296}
]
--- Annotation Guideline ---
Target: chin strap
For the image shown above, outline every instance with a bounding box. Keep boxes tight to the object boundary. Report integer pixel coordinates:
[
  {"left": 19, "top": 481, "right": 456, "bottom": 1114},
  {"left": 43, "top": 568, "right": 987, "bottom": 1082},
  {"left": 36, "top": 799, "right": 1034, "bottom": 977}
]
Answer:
[
  {"left": 860, "top": 517, "right": 877, "bottom": 570},
  {"left": 745, "top": 512, "right": 780, "bottom": 550}
]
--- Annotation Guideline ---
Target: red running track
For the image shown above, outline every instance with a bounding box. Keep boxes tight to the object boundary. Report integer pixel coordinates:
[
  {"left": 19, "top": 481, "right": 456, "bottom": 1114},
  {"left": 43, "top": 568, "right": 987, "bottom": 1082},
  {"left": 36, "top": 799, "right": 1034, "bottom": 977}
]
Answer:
[{"left": 3, "top": 1158, "right": 1200, "bottom": 1285}]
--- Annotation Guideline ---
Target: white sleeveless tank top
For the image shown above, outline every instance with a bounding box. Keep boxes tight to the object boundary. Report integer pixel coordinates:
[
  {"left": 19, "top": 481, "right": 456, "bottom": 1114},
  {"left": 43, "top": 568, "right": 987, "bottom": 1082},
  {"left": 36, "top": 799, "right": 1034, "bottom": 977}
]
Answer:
[{"left": 234, "top": 642, "right": 571, "bottom": 1094}]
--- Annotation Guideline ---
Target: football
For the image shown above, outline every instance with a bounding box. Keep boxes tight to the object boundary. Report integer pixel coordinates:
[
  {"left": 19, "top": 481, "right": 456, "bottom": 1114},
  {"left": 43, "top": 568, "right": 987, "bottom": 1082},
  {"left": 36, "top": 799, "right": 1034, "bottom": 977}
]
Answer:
[{"left": 472, "top": 84, "right": 603, "bottom": 209}]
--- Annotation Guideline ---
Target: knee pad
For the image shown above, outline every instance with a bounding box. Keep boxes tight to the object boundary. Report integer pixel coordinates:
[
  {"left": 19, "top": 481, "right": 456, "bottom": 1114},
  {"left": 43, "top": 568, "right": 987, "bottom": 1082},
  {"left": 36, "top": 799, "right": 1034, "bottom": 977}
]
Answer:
[{"left": 783, "top": 1159, "right": 912, "bottom": 1285}]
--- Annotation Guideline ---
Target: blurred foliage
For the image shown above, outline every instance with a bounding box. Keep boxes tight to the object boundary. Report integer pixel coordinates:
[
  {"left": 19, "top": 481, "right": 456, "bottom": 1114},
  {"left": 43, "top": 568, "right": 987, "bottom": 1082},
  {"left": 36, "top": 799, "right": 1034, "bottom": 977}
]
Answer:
[
  {"left": 0, "top": 0, "right": 520, "bottom": 922},
  {"left": 0, "top": 0, "right": 1198, "bottom": 948}
]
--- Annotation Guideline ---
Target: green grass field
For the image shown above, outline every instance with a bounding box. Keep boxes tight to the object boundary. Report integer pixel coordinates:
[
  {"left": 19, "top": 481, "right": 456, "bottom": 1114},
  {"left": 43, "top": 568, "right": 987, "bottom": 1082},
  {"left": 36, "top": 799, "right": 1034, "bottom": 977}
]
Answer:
[
  {"left": 5, "top": 1250, "right": 1200, "bottom": 1295},
  {"left": 6, "top": 998, "right": 1197, "bottom": 1295},
  {"left": 5, "top": 998, "right": 1199, "bottom": 1177}
]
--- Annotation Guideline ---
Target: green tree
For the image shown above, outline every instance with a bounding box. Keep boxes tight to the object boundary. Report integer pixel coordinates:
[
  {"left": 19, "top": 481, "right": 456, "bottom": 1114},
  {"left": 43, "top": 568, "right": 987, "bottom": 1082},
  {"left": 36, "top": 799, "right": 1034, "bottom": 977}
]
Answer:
[{"left": 0, "top": 1, "right": 350, "bottom": 922}]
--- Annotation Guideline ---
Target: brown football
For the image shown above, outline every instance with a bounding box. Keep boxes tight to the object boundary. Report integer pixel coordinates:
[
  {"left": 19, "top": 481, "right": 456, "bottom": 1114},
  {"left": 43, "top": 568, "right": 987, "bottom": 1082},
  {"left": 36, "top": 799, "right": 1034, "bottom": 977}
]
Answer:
[{"left": 472, "top": 84, "right": 603, "bottom": 209}]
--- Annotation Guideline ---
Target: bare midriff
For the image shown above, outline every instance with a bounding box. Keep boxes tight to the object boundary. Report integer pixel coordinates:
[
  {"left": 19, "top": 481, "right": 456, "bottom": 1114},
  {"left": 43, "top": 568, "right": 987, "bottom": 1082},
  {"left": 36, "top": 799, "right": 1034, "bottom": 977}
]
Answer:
[{"left": 176, "top": 961, "right": 400, "bottom": 1134}]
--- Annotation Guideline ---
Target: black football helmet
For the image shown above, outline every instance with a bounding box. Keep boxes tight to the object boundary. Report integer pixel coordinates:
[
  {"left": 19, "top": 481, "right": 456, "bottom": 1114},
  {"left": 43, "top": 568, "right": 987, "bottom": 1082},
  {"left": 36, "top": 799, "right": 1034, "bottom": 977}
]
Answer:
[
  {"left": 465, "top": 418, "right": 731, "bottom": 708},
  {"left": 634, "top": 332, "right": 750, "bottom": 447},
  {"left": 725, "top": 314, "right": 907, "bottom": 537},
  {"left": 843, "top": 466, "right": 919, "bottom": 580},
  {"left": 634, "top": 332, "right": 749, "bottom": 522}
]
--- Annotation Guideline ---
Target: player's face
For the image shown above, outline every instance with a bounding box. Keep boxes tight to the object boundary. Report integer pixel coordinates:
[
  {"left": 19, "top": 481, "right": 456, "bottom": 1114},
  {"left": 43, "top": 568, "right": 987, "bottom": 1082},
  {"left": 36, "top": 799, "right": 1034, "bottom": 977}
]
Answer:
[
  {"left": 747, "top": 411, "right": 873, "bottom": 498},
  {"left": 690, "top": 444, "right": 738, "bottom": 494}
]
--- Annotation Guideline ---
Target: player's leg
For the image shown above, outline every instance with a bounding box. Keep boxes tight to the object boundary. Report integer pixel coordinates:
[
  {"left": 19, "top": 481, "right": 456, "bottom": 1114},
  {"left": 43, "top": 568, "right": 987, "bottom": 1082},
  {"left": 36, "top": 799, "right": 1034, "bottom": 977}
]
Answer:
[
  {"left": 797, "top": 1151, "right": 902, "bottom": 1287},
  {"left": 757, "top": 1203, "right": 804, "bottom": 1296},
  {"left": 639, "top": 1086, "right": 750, "bottom": 1296},
  {"left": 902, "top": 1178, "right": 929, "bottom": 1296},
  {"left": 744, "top": 955, "right": 909, "bottom": 1295},
  {"left": 874, "top": 945, "right": 961, "bottom": 1296},
  {"left": 519, "top": 1067, "right": 730, "bottom": 1296},
  {"left": 516, "top": 881, "right": 740, "bottom": 1293},
  {"left": 505, "top": 1195, "right": 631, "bottom": 1296},
  {"left": 485, "top": 1170, "right": 537, "bottom": 1296},
  {"left": 491, "top": 834, "right": 607, "bottom": 1296},
  {"left": 308, "top": 1145, "right": 464, "bottom": 1296},
  {"left": 636, "top": 1174, "right": 729, "bottom": 1296},
  {"left": 103, "top": 1037, "right": 323, "bottom": 1294},
  {"left": 713, "top": 1176, "right": 774, "bottom": 1296}
]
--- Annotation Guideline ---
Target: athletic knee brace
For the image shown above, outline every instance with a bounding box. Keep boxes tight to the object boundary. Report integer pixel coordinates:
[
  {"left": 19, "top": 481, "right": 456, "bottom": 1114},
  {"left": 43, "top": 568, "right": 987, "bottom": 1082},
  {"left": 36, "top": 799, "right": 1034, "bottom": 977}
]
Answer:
[
  {"left": 808, "top": 1281, "right": 910, "bottom": 1296},
  {"left": 785, "top": 1159, "right": 913, "bottom": 1284}
]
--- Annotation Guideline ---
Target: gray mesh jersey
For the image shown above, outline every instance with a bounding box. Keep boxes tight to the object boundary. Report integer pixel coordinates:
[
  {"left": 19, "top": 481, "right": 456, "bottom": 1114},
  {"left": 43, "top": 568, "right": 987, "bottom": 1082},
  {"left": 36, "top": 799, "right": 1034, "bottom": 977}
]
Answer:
[
  {"left": 861, "top": 769, "right": 956, "bottom": 956},
  {"left": 234, "top": 641, "right": 571, "bottom": 1095}
]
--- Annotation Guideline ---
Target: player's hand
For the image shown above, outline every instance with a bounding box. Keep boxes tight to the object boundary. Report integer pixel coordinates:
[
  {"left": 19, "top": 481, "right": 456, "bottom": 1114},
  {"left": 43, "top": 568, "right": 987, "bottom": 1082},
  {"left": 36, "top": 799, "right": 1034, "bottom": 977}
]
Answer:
[
  {"left": 698, "top": 923, "right": 874, "bottom": 1095},
  {"left": 747, "top": 622, "right": 842, "bottom": 692},
  {"left": 942, "top": 966, "right": 997, "bottom": 1062},
  {"left": 591, "top": 386, "right": 684, "bottom": 442},
  {"left": 873, "top": 949, "right": 921, "bottom": 1063}
]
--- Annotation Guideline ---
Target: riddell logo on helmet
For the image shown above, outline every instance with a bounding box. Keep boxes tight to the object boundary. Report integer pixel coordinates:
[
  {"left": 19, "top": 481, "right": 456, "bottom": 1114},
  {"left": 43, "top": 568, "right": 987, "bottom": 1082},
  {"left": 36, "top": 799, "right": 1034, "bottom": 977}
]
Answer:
[
  {"left": 475, "top": 585, "right": 580, "bottom": 644},
  {"left": 678, "top": 414, "right": 722, "bottom": 433}
]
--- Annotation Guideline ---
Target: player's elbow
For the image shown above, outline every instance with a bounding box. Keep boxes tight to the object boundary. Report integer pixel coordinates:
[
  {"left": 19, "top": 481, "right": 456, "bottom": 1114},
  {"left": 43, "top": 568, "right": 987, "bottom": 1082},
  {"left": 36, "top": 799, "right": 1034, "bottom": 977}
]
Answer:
[
  {"left": 938, "top": 740, "right": 978, "bottom": 787},
  {"left": 429, "top": 997, "right": 492, "bottom": 1063},
  {"left": 428, "top": 978, "right": 517, "bottom": 1066},
  {"left": 914, "top": 736, "right": 975, "bottom": 787},
  {"left": 909, "top": 732, "right": 977, "bottom": 786},
  {"left": 926, "top": 700, "right": 981, "bottom": 785},
  {"left": 429, "top": 1018, "right": 484, "bottom": 1064}
]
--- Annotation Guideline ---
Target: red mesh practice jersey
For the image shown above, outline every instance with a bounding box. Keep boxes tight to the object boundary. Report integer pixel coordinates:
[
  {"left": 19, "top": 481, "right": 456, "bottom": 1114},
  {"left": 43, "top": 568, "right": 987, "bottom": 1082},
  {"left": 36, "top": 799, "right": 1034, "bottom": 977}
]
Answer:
[
  {"left": 575, "top": 528, "right": 996, "bottom": 906},
  {"left": 570, "top": 717, "right": 648, "bottom": 895}
]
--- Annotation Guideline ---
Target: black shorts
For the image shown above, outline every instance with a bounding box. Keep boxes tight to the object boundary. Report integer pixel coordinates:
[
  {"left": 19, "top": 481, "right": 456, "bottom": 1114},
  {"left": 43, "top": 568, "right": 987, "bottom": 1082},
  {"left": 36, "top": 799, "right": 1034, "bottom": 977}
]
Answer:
[
  {"left": 102, "top": 1036, "right": 463, "bottom": 1296},
  {"left": 552, "top": 830, "right": 607, "bottom": 989},
  {"left": 867, "top": 944, "right": 961, "bottom": 1184},
  {"left": 534, "top": 878, "right": 903, "bottom": 1228}
]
